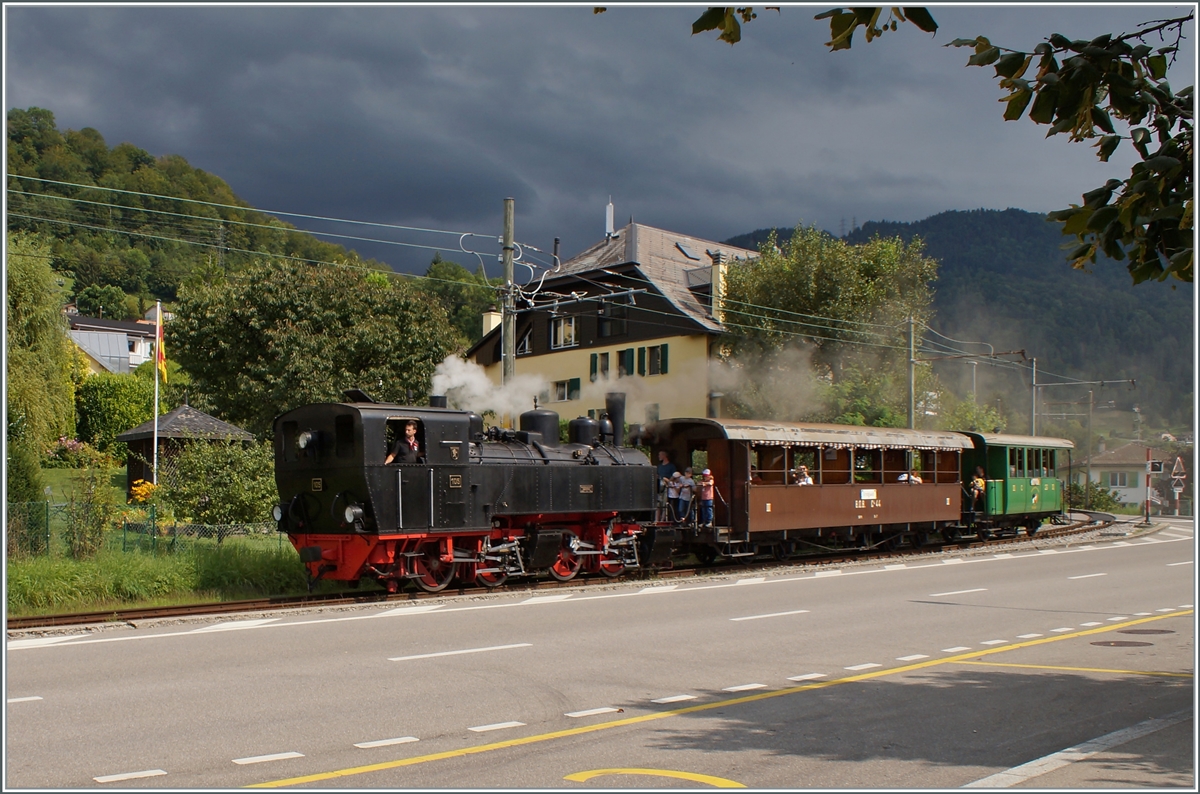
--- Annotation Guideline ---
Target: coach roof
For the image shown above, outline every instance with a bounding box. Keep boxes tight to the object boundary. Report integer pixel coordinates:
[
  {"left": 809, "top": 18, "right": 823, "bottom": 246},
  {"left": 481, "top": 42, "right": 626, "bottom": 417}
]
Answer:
[{"left": 650, "top": 417, "right": 973, "bottom": 451}]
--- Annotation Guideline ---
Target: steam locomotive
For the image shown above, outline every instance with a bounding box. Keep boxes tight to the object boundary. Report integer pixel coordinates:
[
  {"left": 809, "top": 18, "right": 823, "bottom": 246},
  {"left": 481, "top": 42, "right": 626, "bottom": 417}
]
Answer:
[
  {"left": 272, "top": 391, "right": 1072, "bottom": 591},
  {"left": 273, "top": 392, "right": 675, "bottom": 592}
]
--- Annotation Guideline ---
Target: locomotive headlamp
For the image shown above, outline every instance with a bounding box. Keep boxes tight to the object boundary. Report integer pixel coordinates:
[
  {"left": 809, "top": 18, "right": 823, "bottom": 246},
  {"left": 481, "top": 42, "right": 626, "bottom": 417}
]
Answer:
[
  {"left": 344, "top": 505, "right": 364, "bottom": 524},
  {"left": 272, "top": 504, "right": 284, "bottom": 522},
  {"left": 297, "top": 431, "right": 315, "bottom": 450}
]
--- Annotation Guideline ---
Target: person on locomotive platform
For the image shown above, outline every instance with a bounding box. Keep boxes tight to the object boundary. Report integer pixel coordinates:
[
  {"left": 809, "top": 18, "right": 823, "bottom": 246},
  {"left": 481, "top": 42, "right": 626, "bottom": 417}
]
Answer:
[
  {"left": 698, "top": 469, "right": 715, "bottom": 527},
  {"left": 667, "top": 471, "right": 683, "bottom": 521},
  {"left": 678, "top": 468, "right": 695, "bottom": 524},
  {"left": 970, "top": 466, "right": 986, "bottom": 509},
  {"left": 384, "top": 419, "right": 422, "bottom": 464}
]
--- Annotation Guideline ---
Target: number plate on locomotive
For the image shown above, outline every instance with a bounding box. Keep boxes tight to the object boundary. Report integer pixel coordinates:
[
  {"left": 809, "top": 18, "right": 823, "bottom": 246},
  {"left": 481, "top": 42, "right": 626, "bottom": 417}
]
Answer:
[
  {"left": 311, "top": 478, "right": 324, "bottom": 491},
  {"left": 579, "top": 484, "right": 594, "bottom": 494},
  {"left": 448, "top": 474, "right": 462, "bottom": 488}
]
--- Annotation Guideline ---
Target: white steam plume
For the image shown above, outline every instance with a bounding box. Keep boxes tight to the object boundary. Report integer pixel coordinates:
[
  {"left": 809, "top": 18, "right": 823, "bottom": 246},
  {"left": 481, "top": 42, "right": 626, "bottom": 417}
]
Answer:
[{"left": 431, "top": 356, "right": 547, "bottom": 419}]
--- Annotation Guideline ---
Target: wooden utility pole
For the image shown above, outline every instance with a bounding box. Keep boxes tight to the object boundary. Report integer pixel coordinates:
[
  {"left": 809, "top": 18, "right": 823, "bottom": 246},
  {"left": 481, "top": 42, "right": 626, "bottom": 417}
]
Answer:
[{"left": 501, "top": 198, "right": 515, "bottom": 388}]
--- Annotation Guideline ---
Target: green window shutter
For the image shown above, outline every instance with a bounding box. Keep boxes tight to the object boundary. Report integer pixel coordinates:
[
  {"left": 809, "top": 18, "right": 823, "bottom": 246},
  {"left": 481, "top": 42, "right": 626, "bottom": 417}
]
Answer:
[
  {"left": 622, "top": 348, "right": 634, "bottom": 376},
  {"left": 660, "top": 343, "right": 668, "bottom": 374},
  {"left": 638, "top": 347, "right": 646, "bottom": 376},
  {"left": 568, "top": 378, "right": 580, "bottom": 400},
  {"left": 590, "top": 353, "right": 598, "bottom": 382}
]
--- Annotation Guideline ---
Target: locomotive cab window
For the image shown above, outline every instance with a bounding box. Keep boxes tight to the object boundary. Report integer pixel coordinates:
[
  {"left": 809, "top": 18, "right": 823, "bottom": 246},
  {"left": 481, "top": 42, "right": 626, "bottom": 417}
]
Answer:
[
  {"left": 385, "top": 418, "right": 424, "bottom": 464},
  {"left": 281, "top": 421, "right": 298, "bottom": 463}
]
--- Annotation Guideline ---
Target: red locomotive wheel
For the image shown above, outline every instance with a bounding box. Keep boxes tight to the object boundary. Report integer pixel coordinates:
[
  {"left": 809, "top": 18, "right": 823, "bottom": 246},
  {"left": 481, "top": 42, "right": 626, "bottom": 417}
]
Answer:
[
  {"left": 412, "top": 546, "right": 456, "bottom": 593},
  {"left": 548, "top": 533, "right": 583, "bottom": 582},
  {"left": 597, "top": 551, "right": 625, "bottom": 578}
]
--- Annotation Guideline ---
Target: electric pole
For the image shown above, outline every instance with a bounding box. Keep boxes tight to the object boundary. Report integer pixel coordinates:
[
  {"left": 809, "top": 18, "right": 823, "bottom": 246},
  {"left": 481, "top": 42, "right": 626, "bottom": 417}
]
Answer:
[
  {"left": 501, "top": 198, "right": 516, "bottom": 389},
  {"left": 907, "top": 316, "right": 915, "bottom": 429}
]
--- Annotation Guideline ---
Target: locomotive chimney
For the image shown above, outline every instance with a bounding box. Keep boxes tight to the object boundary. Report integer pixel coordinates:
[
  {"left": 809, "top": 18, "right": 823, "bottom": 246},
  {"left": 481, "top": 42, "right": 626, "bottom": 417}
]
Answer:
[
  {"left": 605, "top": 392, "right": 626, "bottom": 447},
  {"left": 429, "top": 395, "right": 448, "bottom": 408}
]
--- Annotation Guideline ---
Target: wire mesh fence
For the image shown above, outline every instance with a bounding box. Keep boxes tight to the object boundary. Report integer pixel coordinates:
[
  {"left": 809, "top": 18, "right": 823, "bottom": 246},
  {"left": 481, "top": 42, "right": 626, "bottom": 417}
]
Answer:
[{"left": 6, "top": 502, "right": 285, "bottom": 558}]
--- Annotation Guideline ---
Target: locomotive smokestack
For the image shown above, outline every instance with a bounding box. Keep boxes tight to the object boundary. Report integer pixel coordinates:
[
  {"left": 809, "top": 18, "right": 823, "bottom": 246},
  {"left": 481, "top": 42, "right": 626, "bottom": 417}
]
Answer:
[
  {"left": 605, "top": 392, "right": 626, "bottom": 447},
  {"left": 429, "top": 395, "right": 448, "bottom": 408}
]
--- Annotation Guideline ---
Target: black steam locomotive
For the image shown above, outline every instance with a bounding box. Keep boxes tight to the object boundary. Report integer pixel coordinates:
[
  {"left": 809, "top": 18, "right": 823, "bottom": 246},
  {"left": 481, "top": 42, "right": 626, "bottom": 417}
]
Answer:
[{"left": 272, "top": 392, "right": 677, "bottom": 592}]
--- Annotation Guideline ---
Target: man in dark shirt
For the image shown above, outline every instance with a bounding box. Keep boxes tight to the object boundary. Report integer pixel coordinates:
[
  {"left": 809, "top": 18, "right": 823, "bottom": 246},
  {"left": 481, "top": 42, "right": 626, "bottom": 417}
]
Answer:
[{"left": 385, "top": 420, "right": 421, "bottom": 464}]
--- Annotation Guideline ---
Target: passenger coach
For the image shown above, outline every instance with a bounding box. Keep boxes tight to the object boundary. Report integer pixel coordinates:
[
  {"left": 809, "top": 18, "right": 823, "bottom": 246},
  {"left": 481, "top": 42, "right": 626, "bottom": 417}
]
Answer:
[{"left": 645, "top": 418, "right": 975, "bottom": 559}]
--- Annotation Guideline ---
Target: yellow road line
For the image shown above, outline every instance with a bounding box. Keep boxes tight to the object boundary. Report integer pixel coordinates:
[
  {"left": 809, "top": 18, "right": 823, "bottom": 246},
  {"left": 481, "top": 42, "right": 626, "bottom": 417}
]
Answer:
[
  {"left": 954, "top": 660, "right": 1193, "bottom": 678},
  {"left": 564, "top": 768, "right": 745, "bottom": 787},
  {"left": 248, "top": 610, "right": 1192, "bottom": 788}
]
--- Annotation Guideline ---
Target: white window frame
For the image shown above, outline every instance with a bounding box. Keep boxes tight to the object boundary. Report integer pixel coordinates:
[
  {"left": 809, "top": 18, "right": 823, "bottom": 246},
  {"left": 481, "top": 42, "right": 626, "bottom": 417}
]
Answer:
[
  {"left": 516, "top": 328, "right": 532, "bottom": 355},
  {"left": 551, "top": 317, "right": 577, "bottom": 349}
]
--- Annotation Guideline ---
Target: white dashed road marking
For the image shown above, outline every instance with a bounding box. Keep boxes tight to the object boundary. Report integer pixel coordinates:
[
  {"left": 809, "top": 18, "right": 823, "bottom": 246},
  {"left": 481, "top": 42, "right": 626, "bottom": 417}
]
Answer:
[
  {"left": 897, "top": 654, "right": 929, "bottom": 661},
  {"left": 93, "top": 769, "right": 167, "bottom": 783},
  {"left": 845, "top": 663, "right": 882, "bottom": 671},
  {"left": 1017, "top": 634, "right": 1043, "bottom": 639},
  {"left": 389, "top": 643, "right": 531, "bottom": 662},
  {"left": 565, "top": 707, "right": 619, "bottom": 718},
  {"left": 1156, "top": 608, "right": 1176, "bottom": 612},
  {"left": 651, "top": 694, "right": 696, "bottom": 704},
  {"left": 723, "top": 683, "right": 767, "bottom": 692},
  {"left": 469, "top": 722, "right": 525, "bottom": 733},
  {"left": 884, "top": 564, "right": 907, "bottom": 570},
  {"left": 1107, "top": 617, "right": 1128, "bottom": 621},
  {"left": 787, "top": 673, "right": 827, "bottom": 682},
  {"left": 730, "top": 609, "right": 810, "bottom": 621},
  {"left": 1167, "top": 561, "right": 1193, "bottom": 566},
  {"left": 942, "top": 647, "right": 972, "bottom": 653},
  {"left": 1080, "top": 622, "right": 1104, "bottom": 626},
  {"left": 355, "top": 736, "right": 418, "bottom": 749},
  {"left": 1050, "top": 628, "right": 1073, "bottom": 633},
  {"left": 1068, "top": 573, "right": 1107, "bottom": 579},
  {"left": 980, "top": 640, "right": 1007, "bottom": 645},
  {"left": 232, "top": 752, "right": 303, "bottom": 765},
  {"left": 6, "top": 696, "right": 43, "bottom": 703},
  {"left": 930, "top": 588, "right": 987, "bottom": 597}
]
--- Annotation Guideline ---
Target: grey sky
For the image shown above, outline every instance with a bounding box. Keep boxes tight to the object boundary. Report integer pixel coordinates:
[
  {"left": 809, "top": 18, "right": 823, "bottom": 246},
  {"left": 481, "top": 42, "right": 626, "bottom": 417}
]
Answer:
[{"left": 5, "top": 3, "right": 1195, "bottom": 275}]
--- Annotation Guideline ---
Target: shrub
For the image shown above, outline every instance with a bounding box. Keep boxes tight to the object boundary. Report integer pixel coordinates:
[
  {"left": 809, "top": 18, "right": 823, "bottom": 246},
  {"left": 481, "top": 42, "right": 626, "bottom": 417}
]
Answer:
[
  {"left": 1065, "top": 481, "right": 1123, "bottom": 512},
  {"left": 63, "top": 468, "right": 121, "bottom": 559},
  {"left": 76, "top": 373, "right": 158, "bottom": 456},
  {"left": 43, "top": 436, "right": 119, "bottom": 469},
  {"left": 160, "top": 440, "right": 275, "bottom": 524},
  {"left": 5, "top": 438, "right": 44, "bottom": 503}
]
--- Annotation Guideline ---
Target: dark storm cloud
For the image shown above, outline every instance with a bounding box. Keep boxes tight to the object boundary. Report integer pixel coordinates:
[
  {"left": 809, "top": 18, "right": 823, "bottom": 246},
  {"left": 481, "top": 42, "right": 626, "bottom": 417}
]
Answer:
[{"left": 5, "top": 4, "right": 1194, "bottom": 273}]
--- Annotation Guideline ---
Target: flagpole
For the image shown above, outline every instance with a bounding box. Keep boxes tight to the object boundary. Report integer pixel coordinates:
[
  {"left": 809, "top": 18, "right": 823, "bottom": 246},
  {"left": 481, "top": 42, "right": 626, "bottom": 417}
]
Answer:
[{"left": 153, "top": 301, "right": 161, "bottom": 485}]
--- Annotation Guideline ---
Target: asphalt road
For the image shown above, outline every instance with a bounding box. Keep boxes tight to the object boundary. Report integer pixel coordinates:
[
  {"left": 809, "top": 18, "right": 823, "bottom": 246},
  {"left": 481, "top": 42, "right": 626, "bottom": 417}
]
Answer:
[{"left": 6, "top": 520, "right": 1195, "bottom": 789}]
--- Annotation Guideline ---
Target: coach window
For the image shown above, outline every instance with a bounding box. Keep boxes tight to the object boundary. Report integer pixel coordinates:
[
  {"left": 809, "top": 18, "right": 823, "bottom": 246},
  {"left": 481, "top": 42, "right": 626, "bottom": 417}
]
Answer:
[
  {"left": 1029, "top": 448, "right": 1043, "bottom": 477},
  {"left": 788, "top": 447, "right": 817, "bottom": 484},
  {"left": 883, "top": 448, "right": 908, "bottom": 482},
  {"left": 1009, "top": 447, "right": 1024, "bottom": 477},
  {"left": 753, "top": 445, "right": 786, "bottom": 484},
  {"left": 1045, "top": 449, "right": 1057, "bottom": 477},
  {"left": 854, "top": 448, "right": 882, "bottom": 484},
  {"left": 935, "top": 450, "right": 960, "bottom": 483}
]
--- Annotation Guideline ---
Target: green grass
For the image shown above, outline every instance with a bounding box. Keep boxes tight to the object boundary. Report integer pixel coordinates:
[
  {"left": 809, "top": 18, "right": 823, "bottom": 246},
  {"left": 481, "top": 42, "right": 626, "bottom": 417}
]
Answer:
[
  {"left": 6, "top": 541, "right": 313, "bottom": 617},
  {"left": 40, "top": 466, "right": 126, "bottom": 504}
]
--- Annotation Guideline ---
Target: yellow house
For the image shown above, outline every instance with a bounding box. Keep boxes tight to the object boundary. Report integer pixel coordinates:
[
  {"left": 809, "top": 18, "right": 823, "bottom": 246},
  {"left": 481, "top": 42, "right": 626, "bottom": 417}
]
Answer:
[{"left": 466, "top": 222, "right": 757, "bottom": 424}]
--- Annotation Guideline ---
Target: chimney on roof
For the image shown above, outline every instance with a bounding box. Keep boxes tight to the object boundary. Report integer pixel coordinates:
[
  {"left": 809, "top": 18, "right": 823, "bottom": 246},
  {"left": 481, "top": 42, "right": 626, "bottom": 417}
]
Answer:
[
  {"left": 708, "top": 250, "right": 727, "bottom": 324},
  {"left": 605, "top": 197, "right": 619, "bottom": 240}
]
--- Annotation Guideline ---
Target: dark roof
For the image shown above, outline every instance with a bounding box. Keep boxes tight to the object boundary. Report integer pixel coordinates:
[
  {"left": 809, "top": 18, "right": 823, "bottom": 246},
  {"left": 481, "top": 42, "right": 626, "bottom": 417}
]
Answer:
[
  {"left": 648, "top": 417, "right": 972, "bottom": 451},
  {"left": 466, "top": 222, "right": 758, "bottom": 357},
  {"left": 116, "top": 405, "right": 254, "bottom": 442},
  {"left": 1068, "top": 440, "right": 1172, "bottom": 468},
  {"left": 69, "top": 315, "right": 158, "bottom": 338}
]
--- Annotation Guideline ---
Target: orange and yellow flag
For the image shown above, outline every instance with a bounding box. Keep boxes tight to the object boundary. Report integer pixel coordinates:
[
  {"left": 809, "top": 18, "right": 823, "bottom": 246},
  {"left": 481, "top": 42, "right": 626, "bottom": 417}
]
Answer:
[{"left": 156, "top": 311, "right": 168, "bottom": 384}]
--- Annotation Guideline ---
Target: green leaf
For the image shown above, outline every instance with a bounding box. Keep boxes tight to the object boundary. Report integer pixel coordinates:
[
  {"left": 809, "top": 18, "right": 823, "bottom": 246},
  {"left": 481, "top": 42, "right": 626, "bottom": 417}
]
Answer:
[
  {"left": 1144, "top": 155, "right": 1182, "bottom": 174},
  {"left": 1130, "top": 44, "right": 1153, "bottom": 59},
  {"left": 946, "top": 37, "right": 981, "bottom": 48},
  {"left": 1095, "top": 135, "right": 1120, "bottom": 162},
  {"left": 967, "top": 46, "right": 1001, "bottom": 67},
  {"left": 692, "top": 7, "right": 728, "bottom": 34},
  {"left": 1147, "top": 54, "right": 1167, "bottom": 80},
  {"left": 1090, "top": 107, "right": 1115, "bottom": 134},
  {"left": 813, "top": 8, "right": 845, "bottom": 20},
  {"left": 1002, "top": 88, "right": 1033, "bottom": 121},
  {"left": 994, "top": 52, "right": 1029, "bottom": 79},
  {"left": 1086, "top": 205, "right": 1121, "bottom": 231},
  {"left": 1062, "top": 208, "right": 1093, "bottom": 235},
  {"left": 900, "top": 7, "right": 937, "bottom": 33}
]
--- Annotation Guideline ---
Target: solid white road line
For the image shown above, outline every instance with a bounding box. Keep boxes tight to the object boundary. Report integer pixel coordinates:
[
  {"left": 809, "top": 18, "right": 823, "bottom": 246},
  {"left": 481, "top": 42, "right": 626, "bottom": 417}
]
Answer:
[
  {"left": 355, "top": 736, "right": 418, "bottom": 749},
  {"left": 93, "top": 769, "right": 167, "bottom": 783},
  {"left": 6, "top": 696, "right": 43, "bottom": 703},
  {"left": 814, "top": 570, "right": 842, "bottom": 577},
  {"left": 942, "top": 646, "right": 972, "bottom": 653},
  {"left": 962, "top": 709, "right": 1193, "bottom": 788},
  {"left": 1113, "top": 541, "right": 1130, "bottom": 546},
  {"left": 389, "top": 643, "right": 531, "bottom": 662},
  {"left": 992, "top": 553, "right": 1012, "bottom": 559},
  {"left": 192, "top": 618, "right": 280, "bottom": 633},
  {"left": 232, "top": 752, "right": 303, "bottom": 765},
  {"left": 787, "top": 673, "right": 827, "bottom": 682},
  {"left": 469, "top": 722, "right": 525, "bottom": 732},
  {"left": 941, "top": 559, "right": 965, "bottom": 564},
  {"left": 565, "top": 707, "right": 619, "bottom": 718},
  {"left": 522, "top": 595, "right": 572, "bottom": 604},
  {"left": 884, "top": 564, "right": 907, "bottom": 570},
  {"left": 651, "top": 694, "right": 697, "bottom": 704},
  {"left": 639, "top": 585, "right": 678, "bottom": 593},
  {"left": 897, "top": 655, "right": 929, "bottom": 662},
  {"left": 1068, "top": 573, "right": 1107, "bottom": 579},
  {"left": 376, "top": 605, "right": 444, "bottom": 617},
  {"left": 723, "top": 683, "right": 767, "bottom": 692},
  {"left": 730, "top": 609, "right": 810, "bottom": 621},
  {"left": 845, "top": 663, "right": 881, "bottom": 671},
  {"left": 929, "top": 588, "right": 987, "bottom": 597},
  {"left": 1167, "top": 560, "right": 1193, "bottom": 566}
]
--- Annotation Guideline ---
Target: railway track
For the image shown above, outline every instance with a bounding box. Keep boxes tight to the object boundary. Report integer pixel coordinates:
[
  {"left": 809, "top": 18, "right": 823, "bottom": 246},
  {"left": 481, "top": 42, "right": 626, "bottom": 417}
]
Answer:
[{"left": 7, "top": 513, "right": 1117, "bottom": 632}]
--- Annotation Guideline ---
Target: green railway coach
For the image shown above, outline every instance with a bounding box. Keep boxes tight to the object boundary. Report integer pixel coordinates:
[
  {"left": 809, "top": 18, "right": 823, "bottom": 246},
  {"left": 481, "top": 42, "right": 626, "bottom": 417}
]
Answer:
[{"left": 959, "top": 433, "right": 1074, "bottom": 537}]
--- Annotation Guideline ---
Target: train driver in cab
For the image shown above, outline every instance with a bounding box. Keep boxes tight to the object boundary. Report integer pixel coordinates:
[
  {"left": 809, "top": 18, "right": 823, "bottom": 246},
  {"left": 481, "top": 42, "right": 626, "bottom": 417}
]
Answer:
[{"left": 385, "top": 419, "right": 422, "bottom": 464}]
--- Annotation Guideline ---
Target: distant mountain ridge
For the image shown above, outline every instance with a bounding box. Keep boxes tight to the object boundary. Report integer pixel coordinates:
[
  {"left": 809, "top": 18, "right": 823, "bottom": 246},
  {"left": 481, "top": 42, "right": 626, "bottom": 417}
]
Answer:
[{"left": 725, "top": 209, "right": 1193, "bottom": 428}]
